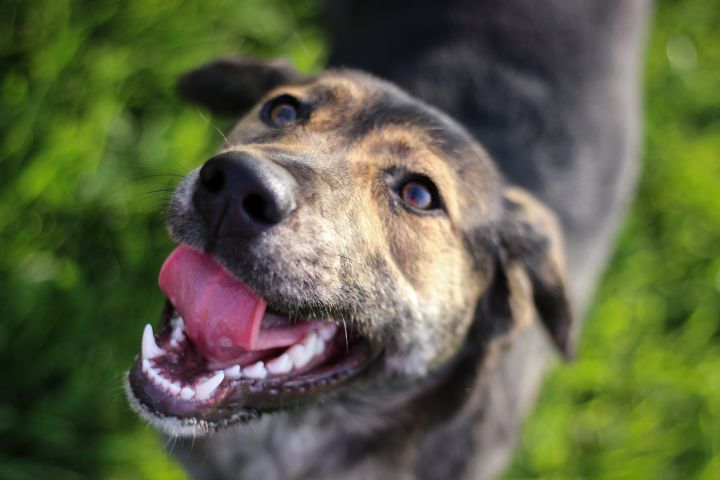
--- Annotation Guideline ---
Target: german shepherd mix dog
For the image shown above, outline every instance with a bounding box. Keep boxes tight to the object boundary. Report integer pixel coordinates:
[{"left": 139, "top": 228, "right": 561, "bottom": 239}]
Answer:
[{"left": 125, "top": 1, "right": 650, "bottom": 478}]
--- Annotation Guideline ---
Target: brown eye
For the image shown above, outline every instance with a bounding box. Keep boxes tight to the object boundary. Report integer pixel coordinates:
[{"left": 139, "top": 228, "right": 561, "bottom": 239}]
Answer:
[
  {"left": 263, "top": 94, "right": 301, "bottom": 127},
  {"left": 400, "top": 181, "right": 434, "bottom": 210}
]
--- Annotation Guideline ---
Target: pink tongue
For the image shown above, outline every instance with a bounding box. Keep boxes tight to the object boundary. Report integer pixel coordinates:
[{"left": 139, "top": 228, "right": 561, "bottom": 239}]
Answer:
[{"left": 158, "top": 246, "right": 267, "bottom": 363}]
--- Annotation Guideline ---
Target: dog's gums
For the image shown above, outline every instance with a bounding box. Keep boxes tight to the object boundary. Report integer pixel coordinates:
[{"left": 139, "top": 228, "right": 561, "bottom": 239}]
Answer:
[{"left": 127, "top": 246, "right": 378, "bottom": 434}]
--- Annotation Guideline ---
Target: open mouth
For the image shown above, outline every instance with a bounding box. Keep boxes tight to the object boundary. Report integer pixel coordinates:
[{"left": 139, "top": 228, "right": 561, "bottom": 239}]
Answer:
[{"left": 126, "top": 246, "right": 378, "bottom": 435}]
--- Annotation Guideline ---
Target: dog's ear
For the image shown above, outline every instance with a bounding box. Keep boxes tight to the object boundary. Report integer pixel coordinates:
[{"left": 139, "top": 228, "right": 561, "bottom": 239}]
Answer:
[
  {"left": 176, "top": 57, "right": 303, "bottom": 116},
  {"left": 483, "top": 187, "right": 575, "bottom": 359}
]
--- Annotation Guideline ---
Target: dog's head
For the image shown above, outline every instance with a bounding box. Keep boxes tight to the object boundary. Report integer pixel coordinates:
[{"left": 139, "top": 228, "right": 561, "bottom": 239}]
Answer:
[{"left": 125, "top": 58, "right": 574, "bottom": 436}]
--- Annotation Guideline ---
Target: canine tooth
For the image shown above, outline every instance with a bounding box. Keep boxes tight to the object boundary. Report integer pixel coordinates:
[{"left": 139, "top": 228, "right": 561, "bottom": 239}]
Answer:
[
  {"left": 142, "top": 324, "right": 165, "bottom": 359},
  {"left": 288, "top": 344, "right": 312, "bottom": 369},
  {"left": 224, "top": 365, "right": 242, "bottom": 379},
  {"left": 142, "top": 358, "right": 150, "bottom": 373},
  {"left": 169, "top": 382, "right": 181, "bottom": 395},
  {"left": 180, "top": 386, "right": 195, "bottom": 400},
  {"left": 267, "top": 353, "right": 293, "bottom": 375},
  {"left": 195, "top": 372, "right": 224, "bottom": 400},
  {"left": 243, "top": 361, "right": 267, "bottom": 379}
]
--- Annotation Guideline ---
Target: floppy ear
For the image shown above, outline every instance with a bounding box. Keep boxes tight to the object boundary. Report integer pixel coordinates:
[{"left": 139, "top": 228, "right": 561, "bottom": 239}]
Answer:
[
  {"left": 482, "top": 187, "right": 575, "bottom": 359},
  {"left": 176, "top": 57, "right": 304, "bottom": 116}
]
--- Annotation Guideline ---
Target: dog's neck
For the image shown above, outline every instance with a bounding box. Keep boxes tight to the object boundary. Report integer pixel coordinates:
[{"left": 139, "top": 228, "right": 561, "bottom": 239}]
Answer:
[{"left": 171, "top": 405, "right": 409, "bottom": 479}]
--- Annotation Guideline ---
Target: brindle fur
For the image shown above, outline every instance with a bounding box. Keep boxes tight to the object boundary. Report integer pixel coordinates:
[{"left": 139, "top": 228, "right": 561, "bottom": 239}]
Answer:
[
  {"left": 170, "top": 71, "right": 536, "bottom": 377},
  {"left": 157, "top": 67, "right": 567, "bottom": 480},
  {"left": 132, "top": 1, "right": 651, "bottom": 478}
]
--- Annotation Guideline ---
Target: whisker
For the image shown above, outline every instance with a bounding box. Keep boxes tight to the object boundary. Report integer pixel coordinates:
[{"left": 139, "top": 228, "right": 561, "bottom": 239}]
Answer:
[
  {"left": 336, "top": 254, "right": 372, "bottom": 273},
  {"left": 144, "top": 188, "right": 175, "bottom": 195},
  {"left": 197, "top": 109, "right": 229, "bottom": 144},
  {"left": 165, "top": 435, "right": 179, "bottom": 454},
  {"left": 108, "top": 174, "right": 182, "bottom": 200}
]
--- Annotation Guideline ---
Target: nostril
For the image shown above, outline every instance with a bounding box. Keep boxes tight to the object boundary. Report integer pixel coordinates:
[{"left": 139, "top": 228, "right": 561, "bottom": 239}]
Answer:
[
  {"left": 242, "top": 194, "right": 274, "bottom": 224},
  {"left": 195, "top": 152, "right": 297, "bottom": 237},
  {"left": 200, "top": 162, "right": 225, "bottom": 193}
]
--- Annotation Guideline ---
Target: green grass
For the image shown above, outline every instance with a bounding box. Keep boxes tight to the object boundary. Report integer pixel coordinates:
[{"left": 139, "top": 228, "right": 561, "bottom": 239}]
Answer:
[{"left": 1, "top": 1, "right": 718, "bottom": 479}]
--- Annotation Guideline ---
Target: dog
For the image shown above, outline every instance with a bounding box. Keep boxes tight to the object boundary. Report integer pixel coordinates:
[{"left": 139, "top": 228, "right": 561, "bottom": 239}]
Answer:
[{"left": 125, "top": 1, "right": 650, "bottom": 478}]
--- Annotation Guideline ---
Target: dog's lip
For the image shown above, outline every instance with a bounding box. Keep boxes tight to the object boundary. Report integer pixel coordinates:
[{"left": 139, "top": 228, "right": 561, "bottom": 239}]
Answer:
[{"left": 126, "top": 301, "right": 381, "bottom": 431}]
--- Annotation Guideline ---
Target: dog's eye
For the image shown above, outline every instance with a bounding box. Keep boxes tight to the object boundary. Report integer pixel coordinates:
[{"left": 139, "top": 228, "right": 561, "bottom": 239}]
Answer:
[
  {"left": 399, "top": 180, "right": 437, "bottom": 211},
  {"left": 263, "top": 94, "right": 300, "bottom": 127},
  {"left": 270, "top": 103, "right": 297, "bottom": 126}
]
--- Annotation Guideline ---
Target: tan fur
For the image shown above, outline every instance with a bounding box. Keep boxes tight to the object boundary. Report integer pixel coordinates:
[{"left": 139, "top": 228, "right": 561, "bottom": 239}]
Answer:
[{"left": 140, "top": 69, "right": 573, "bottom": 479}]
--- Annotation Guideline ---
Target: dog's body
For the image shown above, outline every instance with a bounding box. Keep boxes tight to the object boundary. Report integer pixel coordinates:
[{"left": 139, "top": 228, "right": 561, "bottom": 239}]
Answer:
[
  {"left": 126, "top": 1, "right": 650, "bottom": 479},
  {"left": 328, "top": 0, "right": 651, "bottom": 311}
]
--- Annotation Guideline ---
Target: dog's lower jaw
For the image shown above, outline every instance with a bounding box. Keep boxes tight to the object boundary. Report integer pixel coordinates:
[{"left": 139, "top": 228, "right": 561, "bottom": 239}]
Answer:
[
  {"left": 164, "top": 321, "right": 554, "bottom": 480},
  {"left": 124, "top": 375, "right": 263, "bottom": 438}
]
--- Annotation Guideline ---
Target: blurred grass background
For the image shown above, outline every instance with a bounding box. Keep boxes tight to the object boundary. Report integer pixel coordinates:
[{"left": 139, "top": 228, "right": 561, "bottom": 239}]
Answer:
[{"left": 0, "top": 0, "right": 718, "bottom": 478}]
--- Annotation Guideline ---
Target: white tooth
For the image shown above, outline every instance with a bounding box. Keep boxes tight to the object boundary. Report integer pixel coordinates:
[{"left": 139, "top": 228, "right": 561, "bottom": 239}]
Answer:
[
  {"left": 224, "top": 365, "right": 242, "bottom": 379},
  {"left": 304, "top": 332, "right": 318, "bottom": 353},
  {"left": 267, "top": 353, "right": 293, "bottom": 375},
  {"left": 319, "top": 325, "right": 336, "bottom": 341},
  {"left": 180, "top": 386, "right": 195, "bottom": 400},
  {"left": 142, "top": 358, "right": 150, "bottom": 373},
  {"left": 171, "top": 315, "right": 184, "bottom": 330},
  {"left": 142, "top": 324, "right": 165, "bottom": 359},
  {"left": 195, "top": 371, "right": 224, "bottom": 400},
  {"left": 160, "top": 378, "right": 171, "bottom": 392},
  {"left": 169, "top": 382, "right": 181, "bottom": 395},
  {"left": 243, "top": 361, "right": 267, "bottom": 379},
  {"left": 288, "top": 344, "right": 312, "bottom": 369},
  {"left": 171, "top": 326, "right": 185, "bottom": 342},
  {"left": 315, "top": 338, "right": 326, "bottom": 355}
]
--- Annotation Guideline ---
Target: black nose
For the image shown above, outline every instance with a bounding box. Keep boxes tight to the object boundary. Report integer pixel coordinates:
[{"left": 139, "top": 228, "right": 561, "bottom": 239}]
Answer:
[{"left": 193, "top": 151, "right": 297, "bottom": 242}]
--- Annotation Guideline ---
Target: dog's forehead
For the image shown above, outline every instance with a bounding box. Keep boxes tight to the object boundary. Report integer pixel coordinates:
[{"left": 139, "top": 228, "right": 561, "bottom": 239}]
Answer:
[
  {"left": 296, "top": 72, "right": 493, "bottom": 157},
  {"left": 275, "top": 70, "right": 476, "bottom": 147}
]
